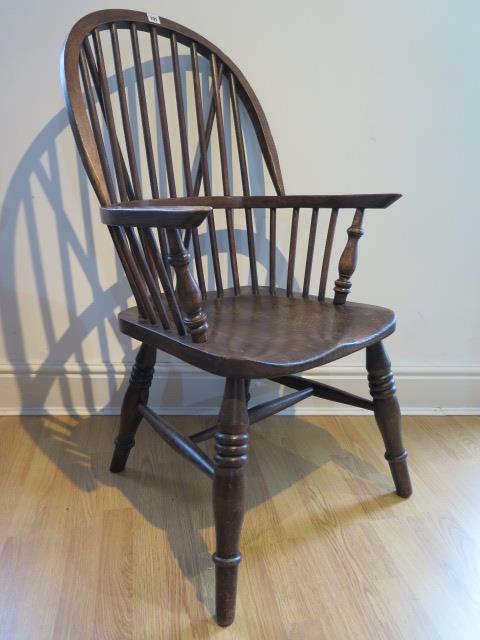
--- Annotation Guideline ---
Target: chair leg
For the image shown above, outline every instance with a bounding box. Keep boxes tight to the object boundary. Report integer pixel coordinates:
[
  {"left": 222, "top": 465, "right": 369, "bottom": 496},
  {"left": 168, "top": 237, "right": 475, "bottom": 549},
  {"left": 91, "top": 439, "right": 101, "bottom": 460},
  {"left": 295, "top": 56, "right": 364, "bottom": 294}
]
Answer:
[
  {"left": 366, "top": 341, "right": 412, "bottom": 498},
  {"left": 213, "top": 377, "right": 249, "bottom": 626},
  {"left": 110, "top": 343, "right": 156, "bottom": 473}
]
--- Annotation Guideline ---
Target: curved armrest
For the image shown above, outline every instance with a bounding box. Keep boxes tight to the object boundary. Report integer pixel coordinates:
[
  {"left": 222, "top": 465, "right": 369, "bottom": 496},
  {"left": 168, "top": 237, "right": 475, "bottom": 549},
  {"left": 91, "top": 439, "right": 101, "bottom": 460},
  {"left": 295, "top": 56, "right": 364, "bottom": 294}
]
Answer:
[
  {"left": 100, "top": 201, "right": 212, "bottom": 228},
  {"left": 121, "top": 193, "right": 402, "bottom": 211},
  {"left": 102, "top": 201, "right": 209, "bottom": 343}
]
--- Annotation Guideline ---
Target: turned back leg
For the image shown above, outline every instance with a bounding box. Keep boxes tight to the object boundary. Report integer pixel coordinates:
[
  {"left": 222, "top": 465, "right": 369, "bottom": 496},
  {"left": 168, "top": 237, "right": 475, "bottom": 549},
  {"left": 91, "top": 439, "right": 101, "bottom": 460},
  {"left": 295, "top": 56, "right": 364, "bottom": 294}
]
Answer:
[
  {"left": 213, "top": 377, "right": 249, "bottom": 626},
  {"left": 110, "top": 343, "right": 156, "bottom": 473},
  {"left": 366, "top": 341, "right": 412, "bottom": 498}
]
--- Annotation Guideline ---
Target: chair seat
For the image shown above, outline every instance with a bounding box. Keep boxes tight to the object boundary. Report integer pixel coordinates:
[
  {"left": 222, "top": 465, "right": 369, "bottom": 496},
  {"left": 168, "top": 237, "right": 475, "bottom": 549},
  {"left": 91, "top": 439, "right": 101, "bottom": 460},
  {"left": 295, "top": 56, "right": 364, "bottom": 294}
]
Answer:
[{"left": 119, "top": 287, "right": 395, "bottom": 378}]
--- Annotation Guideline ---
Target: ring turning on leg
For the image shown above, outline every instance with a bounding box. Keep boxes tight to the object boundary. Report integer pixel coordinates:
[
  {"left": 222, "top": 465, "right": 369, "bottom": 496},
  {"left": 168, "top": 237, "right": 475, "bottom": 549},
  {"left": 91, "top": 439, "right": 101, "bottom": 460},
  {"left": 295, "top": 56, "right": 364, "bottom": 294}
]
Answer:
[
  {"left": 213, "top": 378, "right": 249, "bottom": 626},
  {"left": 366, "top": 341, "right": 412, "bottom": 498},
  {"left": 110, "top": 343, "right": 156, "bottom": 473}
]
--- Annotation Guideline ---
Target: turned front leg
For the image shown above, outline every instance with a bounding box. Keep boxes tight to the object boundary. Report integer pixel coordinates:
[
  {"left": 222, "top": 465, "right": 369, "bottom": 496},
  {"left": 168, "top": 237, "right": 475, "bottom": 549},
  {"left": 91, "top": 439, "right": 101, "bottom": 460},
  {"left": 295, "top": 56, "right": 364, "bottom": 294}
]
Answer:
[
  {"left": 366, "top": 341, "right": 412, "bottom": 498},
  {"left": 213, "top": 378, "right": 249, "bottom": 626}
]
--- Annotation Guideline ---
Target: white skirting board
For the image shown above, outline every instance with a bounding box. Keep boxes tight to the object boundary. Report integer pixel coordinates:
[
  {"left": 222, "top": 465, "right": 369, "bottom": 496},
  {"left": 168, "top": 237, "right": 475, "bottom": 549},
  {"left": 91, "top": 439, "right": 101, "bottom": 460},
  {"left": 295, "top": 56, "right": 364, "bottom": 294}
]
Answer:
[{"left": 0, "top": 361, "right": 479, "bottom": 416}]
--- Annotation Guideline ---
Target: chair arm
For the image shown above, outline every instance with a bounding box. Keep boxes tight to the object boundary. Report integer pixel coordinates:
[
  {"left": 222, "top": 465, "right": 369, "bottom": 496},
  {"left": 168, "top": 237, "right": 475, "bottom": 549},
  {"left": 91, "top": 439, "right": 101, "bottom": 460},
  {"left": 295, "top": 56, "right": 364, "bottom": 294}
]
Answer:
[
  {"left": 120, "top": 194, "right": 401, "bottom": 210},
  {"left": 102, "top": 202, "right": 209, "bottom": 343},
  {"left": 100, "top": 201, "right": 212, "bottom": 228}
]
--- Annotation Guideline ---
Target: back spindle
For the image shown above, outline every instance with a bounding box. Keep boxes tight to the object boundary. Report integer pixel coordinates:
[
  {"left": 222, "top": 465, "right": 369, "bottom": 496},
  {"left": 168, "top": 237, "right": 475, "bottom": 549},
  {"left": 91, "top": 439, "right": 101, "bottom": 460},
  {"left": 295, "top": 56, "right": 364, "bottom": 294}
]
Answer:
[
  {"left": 170, "top": 32, "right": 193, "bottom": 196},
  {"left": 211, "top": 53, "right": 240, "bottom": 295},
  {"left": 286, "top": 208, "right": 299, "bottom": 297},
  {"left": 85, "top": 35, "right": 139, "bottom": 203},
  {"left": 193, "top": 62, "right": 225, "bottom": 195},
  {"left": 175, "top": 40, "right": 222, "bottom": 297},
  {"left": 170, "top": 34, "right": 211, "bottom": 296},
  {"left": 150, "top": 28, "right": 176, "bottom": 198},
  {"left": 110, "top": 24, "right": 142, "bottom": 200},
  {"left": 91, "top": 30, "right": 129, "bottom": 201},
  {"left": 130, "top": 24, "right": 159, "bottom": 199},
  {"left": 303, "top": 208, "right": 319, "bottom": 297},
  {"left": 318, "top": 208, "right": 339, "bottom": 301},
  {"left": 79, "top": 48, "right": 116, "bottom": 202},
  {"left": 139, "top": 228, "right": 185, "bottom": 334},
  {"left": 334, "top": 208, "right": 365, "bottom": 304},
  {"left": 229, "top": 72, "right": 258, "bottom": 294},
  {"left": 269, "top": 208, "right": 276, "bottom": 295},
  {"left": 125, "top": 227, "right": 170, "bottom": 328},
  {"left": 110, "top": 227, "right": 156, "bottom": 322}
]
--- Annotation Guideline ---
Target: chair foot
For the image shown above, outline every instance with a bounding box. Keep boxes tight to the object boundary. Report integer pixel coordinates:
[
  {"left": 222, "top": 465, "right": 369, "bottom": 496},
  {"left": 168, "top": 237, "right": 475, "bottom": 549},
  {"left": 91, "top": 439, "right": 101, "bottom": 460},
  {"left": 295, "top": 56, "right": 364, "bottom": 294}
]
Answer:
[
  {"left": 213, "top": 378, "right": 249, "bottom": 626},
  {"left": 109, "top": 343, "right": 156, "bottom": 473},
  {"left": 366, "top": 341, "right": 412, "bottom": 498},
  {"left": 213, "top": 553, "right": 242, "bottom": 626},
  {"left": 110, "top": 437, "right": 136, "bottom": 473},
  {"left": 385, "top": 450, "right": 412, "bottom": 498}
]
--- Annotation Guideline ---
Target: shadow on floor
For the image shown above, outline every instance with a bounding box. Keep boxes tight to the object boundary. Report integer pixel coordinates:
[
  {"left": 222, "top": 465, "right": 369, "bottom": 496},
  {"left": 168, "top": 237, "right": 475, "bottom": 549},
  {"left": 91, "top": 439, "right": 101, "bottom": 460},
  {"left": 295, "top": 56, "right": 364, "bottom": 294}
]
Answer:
[{"left": 19, "top": 411, "right": 399, "bottom": 616}]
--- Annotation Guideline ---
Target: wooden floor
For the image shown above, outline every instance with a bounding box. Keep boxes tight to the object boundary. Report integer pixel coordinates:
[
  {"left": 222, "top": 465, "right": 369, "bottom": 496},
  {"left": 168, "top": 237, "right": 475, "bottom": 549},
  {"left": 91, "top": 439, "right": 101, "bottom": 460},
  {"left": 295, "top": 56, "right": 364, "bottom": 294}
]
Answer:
[{"left": 1, "top": 414, "right": 480, "bottom": 639}]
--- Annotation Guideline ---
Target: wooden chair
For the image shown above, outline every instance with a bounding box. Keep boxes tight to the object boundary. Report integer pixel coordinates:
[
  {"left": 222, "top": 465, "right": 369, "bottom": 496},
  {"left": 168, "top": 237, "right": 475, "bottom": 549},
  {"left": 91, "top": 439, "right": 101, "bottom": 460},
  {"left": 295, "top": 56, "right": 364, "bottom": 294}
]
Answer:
[{"left": 61, "top": 9, "right": 412, "bottom": 626}]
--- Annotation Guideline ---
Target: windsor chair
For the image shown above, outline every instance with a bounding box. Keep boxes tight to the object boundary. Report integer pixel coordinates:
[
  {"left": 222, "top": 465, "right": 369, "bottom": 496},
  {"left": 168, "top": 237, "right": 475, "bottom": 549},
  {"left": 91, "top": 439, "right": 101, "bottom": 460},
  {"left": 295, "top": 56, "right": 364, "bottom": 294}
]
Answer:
[{"left": 61, "top": 9, "right": 412, "bottom": 626}]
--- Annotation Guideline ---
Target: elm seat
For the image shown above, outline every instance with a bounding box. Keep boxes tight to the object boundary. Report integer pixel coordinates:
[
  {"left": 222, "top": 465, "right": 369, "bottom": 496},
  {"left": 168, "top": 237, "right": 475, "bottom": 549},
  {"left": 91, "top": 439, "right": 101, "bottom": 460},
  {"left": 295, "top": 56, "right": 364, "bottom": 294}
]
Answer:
[{"left": 119, "top": 287, "right": 395, "bottom": 378}]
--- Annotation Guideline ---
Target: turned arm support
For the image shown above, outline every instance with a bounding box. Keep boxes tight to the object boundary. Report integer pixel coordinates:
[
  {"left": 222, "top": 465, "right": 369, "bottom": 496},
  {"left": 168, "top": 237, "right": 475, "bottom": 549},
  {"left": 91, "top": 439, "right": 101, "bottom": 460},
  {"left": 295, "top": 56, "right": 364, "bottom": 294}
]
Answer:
[
  {"left": 101, "top": 203, "right": 210, "bottom": 343},
  {"left": 165, "top": 227, "right": 208, "bottom": 342},
  {"left": 333, "top": 207, "right": 365, "bottom": 304}
]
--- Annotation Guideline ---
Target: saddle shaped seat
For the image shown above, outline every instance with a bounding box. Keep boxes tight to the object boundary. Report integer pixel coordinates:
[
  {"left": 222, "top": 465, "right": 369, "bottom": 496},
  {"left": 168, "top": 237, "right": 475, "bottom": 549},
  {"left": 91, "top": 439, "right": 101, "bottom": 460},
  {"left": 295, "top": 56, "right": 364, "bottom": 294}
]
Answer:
[{"left": 119, "top": 287, "right": 396, "bottom": 379}]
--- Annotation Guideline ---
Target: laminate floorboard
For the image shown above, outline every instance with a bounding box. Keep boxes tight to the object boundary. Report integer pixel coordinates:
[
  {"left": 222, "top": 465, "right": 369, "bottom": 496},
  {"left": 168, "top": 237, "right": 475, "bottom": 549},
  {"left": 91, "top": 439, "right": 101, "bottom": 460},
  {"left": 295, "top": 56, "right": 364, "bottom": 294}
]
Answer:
[{"left": 1, "top": 414, "right": 479, "bottom": 639}]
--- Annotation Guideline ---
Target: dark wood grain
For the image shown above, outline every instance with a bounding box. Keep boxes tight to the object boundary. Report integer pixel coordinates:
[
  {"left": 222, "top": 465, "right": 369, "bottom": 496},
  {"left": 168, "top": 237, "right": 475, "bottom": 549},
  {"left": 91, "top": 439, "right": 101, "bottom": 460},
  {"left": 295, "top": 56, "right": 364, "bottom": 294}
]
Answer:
[
  {"left": 110, "top": 343, "right": 156, "bottom": 472},
  {"left": 229, "top": 72, "right": 259, "bottom": 293},
  {"left": 100, "top": 204, "right": 211, "bottom": 228},
  {"left": 150, "top": 27, "right": 176, "bottom": 197},
  {"left": 303, "top": 208, "right": 319, "bottom": 297},
  {"left": 110, "top": 24, "right": 142, "bottom": 199},
  {"left": 269, "top": 208, "right": 276, "bottom": 295},
  {"left": 334, "top": 208, "right": 365, "bottom": 304},
  {"left": 213, "top": 378, "right": 249, "bottom": 626},
  {"left": 210, "top": 52, "right": 240, "bottom": 295},
  {"left": 118, "top": 288, "right": 396, "bottom": 379},
  {"left": 139, "top": 227, "right": 185, "bottom": 334},
  {"left": 286, "top": 208, "right": 300, "bottom": 297},
  {"left": 170, "top": 32, "right": 193, "bottom": 196},
  {"left": 139, "top": 404, "right": 214, "bottom": 477},
  {"left": 130, "top": 23, "right": 159, "bottom": 199},
  {"left": 77, "top": 48, "right": 116, "bottom": 202},
  {"left": 366, "top": 342, "right": 412, "bottom": 498},
  {"left": 125, "top": 226, "right": 170, "bottom": 328},
  {"left": 107, "top": 194, "right": 401, "bottom": 210},
  {"left": 110, "top": 226, "right": 156, "bottom": 321},
  {"left": 318, "top": 208, "right": 339, "bottom": 301},
  {"left": 273, "top": 374, "right": 374, "bottom": 411},
  {"left": 190, "top": 387, "right": 314, "bottom": 444},
  {"left": 91, "top": 29, "right": 128, "bottom": 201},
  {"left": 62, "top": 9, "right": 408, "bottom": 628},
  {"left": 190, "top": 42, "right": 212, "bottom": 196},
  {"left": 166, "top": 229, "right": 208, "bottom": 343},
  {"left": 193, "top": 61, "right": 225, "bottom": 195}
]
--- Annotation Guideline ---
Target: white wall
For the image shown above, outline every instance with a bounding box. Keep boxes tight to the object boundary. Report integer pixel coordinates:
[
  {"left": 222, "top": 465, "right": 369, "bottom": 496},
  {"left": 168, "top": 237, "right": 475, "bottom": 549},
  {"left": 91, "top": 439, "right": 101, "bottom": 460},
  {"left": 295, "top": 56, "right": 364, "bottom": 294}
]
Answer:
[{"left": 0, "top": 0, "right": 479, "bottom": 414}]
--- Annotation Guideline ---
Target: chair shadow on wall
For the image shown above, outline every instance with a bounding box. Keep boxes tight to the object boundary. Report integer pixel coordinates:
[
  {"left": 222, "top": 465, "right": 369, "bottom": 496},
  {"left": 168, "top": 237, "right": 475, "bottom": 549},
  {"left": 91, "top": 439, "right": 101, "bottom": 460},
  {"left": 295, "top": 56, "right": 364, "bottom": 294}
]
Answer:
[{"left": 0, "top": 57, "right": 398, "bottom": 617}]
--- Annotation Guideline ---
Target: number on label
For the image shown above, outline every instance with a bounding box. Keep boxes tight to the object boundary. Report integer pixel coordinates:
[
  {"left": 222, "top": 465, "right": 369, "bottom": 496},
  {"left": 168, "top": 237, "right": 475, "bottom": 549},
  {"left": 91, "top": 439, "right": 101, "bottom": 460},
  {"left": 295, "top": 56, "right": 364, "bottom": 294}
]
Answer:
[{"left": 147, "top": 14, "right": 161, "bottom": 24}]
